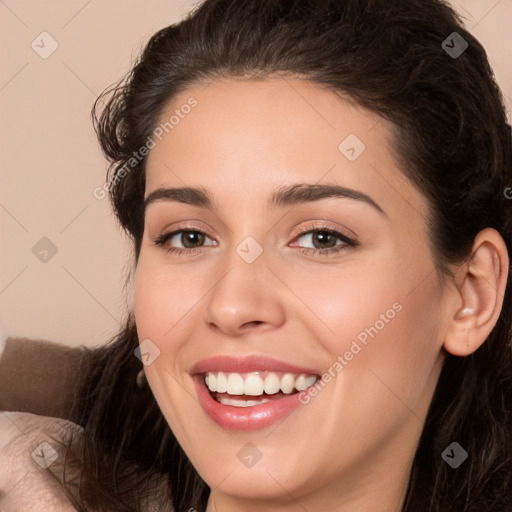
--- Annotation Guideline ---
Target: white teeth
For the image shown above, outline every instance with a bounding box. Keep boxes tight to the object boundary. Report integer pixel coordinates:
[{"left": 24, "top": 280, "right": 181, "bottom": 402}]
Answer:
[
  {"left": 304, "top": 375, "right": 317, "bottom": 388},
  {"left": 204, "top": 371, "right": 317, "bottom": 396},
  {"left": 280, "top": 373, "right": 295, "bottom": 394},
  {"left": 295, "top": 375, "right": 308, "bottom": 391},
  {"left": 216, "top": 372, "right": 227, "bottom": 393},
  {"left": 244, "top": 373, "right": 264, "bottom": 396},
  {"left": 218, "top": 397, "right": 272, "bottom": 407},
  {"left": 227, "top": 373, "right": 244, "bottom": 395},
  {"left": 263, "top": 373, "right": 281, "bottom": 394}
]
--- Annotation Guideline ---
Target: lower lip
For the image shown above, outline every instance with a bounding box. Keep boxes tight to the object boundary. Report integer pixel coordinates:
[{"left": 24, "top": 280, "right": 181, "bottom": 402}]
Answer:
[{"left": 193, "top": 376, "right": 305, "bottom": 431}]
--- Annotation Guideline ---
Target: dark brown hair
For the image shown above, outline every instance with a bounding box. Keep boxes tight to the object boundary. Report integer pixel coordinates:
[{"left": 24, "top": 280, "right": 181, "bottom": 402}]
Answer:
[{"left": 55, "top": 0, "right": 512, "bottom": 510}]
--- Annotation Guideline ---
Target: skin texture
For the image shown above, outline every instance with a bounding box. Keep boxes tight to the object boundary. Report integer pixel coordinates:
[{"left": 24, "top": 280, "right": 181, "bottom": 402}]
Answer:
[
  {"left": 133, "top": 78, "right": 508, "bottom": 512},
  {"left": 0, "top": 411, "right": 81, "bottom": 511}
]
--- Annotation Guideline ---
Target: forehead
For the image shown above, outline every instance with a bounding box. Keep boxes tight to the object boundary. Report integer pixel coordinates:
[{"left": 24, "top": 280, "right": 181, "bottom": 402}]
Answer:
[
  {"left": 147, "top": 77, "right": 383, "bottom": 174},
  {"left": 144, "top": 77, "right": 427, "bottom": 220}
]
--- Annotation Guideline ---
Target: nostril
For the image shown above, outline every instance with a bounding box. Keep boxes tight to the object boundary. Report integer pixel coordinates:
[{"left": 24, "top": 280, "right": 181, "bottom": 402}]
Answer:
[{"left": 242, "top": 320, "right": 264, "bottom": 329}]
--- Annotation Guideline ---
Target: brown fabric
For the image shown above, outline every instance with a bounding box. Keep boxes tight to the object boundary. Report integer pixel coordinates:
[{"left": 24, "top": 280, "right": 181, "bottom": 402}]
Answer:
[{"left": 0, "top": 337, "right": 92, "bottom": 424}]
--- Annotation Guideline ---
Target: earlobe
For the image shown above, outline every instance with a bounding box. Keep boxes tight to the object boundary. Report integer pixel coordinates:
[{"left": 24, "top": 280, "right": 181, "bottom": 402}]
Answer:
[{"left": 443, "top": 228, "right": 509, "bottom": 357}]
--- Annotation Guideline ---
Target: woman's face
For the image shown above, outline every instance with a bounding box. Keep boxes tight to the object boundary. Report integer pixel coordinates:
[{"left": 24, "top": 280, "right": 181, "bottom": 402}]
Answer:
[{"left": 134, "top": 78, "right": 452, "bottom": 508}]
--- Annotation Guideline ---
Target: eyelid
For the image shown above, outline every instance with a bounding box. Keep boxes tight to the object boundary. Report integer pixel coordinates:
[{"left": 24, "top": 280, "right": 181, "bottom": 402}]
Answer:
[
  {"left": 153, "top": 224, "right": 216, "bottom": 246},
  {"left": 153, "top": 220, "right": 214, "bottom": 238},
  {"left": 291, "top": 222, "right": 358, "bottom": 244},
  {"left": 152, "top": 221, "right": 359, "bottom": 255},
  {"left": 286, "top": 225, "right": 358, "bottom": 261}
]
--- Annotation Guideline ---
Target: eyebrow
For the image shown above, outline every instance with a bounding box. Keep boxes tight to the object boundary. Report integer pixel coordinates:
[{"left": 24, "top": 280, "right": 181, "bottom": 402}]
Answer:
[{"left": 144, "top": 183, "right": 386, "bottom": 215}]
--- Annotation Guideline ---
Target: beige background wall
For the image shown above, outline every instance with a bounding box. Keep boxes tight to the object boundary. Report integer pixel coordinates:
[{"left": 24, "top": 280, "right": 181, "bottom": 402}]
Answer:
[{"left": 1, "top": 0, "right": 511, "bottom": 348}]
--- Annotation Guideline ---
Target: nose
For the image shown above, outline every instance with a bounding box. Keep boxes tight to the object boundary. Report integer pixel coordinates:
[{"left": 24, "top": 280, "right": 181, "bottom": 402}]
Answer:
[{"left": 202, "top": 244, "right": 287, "bottom": 337}]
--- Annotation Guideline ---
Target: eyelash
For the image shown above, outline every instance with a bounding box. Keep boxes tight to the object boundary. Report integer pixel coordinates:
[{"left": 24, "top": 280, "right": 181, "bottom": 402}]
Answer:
[{"left": 152, "top": 224, "right": 358, "bottom": 258}]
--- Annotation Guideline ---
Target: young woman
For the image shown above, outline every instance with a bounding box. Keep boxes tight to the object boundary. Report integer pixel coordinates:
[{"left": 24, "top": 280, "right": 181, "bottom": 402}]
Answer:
[{"left": 1, "top": 0, "right": 511, "bottom": 510}]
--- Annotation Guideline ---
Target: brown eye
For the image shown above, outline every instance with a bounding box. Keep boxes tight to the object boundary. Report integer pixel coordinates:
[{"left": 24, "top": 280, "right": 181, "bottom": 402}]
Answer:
[
  {"left": 292, "top": 227, "right": 358, "bottom": 257},
  {"left": 179, "top": 231, "right": 206, "bottom": 248},
  {"left": 153, "top": 228, "right": 217, "bottom": 255},
  {"left": 303, "top": 230, "right": 340, "bottom": 249}
]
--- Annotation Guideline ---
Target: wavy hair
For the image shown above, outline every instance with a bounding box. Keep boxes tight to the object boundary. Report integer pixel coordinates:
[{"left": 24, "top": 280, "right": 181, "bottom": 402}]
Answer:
[{"left": 52, "top": 1, "right": 512, "bottom": 510}]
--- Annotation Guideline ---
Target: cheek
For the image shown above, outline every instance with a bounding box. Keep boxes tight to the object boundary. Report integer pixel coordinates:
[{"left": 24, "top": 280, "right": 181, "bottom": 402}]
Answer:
[
  {"left": 345, "top": 282, "right": 445, "bottom": 457},
  {"left": 133, "top": 258, "right": 196, "bottom": 341},
  {"left": 132, "top": 258, "right": 199, "bottom": 421},
  {"left": 291, "top": 253, "right": 445, "bottom": 416}
]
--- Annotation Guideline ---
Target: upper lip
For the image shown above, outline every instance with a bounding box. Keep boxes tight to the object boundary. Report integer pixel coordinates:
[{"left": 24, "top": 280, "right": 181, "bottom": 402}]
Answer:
[{"left": 190, "top": 355, "right": 320, "bottom": 376}]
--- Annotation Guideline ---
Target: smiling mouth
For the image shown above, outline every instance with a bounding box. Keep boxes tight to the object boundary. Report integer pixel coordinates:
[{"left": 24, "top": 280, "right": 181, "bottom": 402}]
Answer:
[{"left": 203, "top": 370, "right": 319, "bottom": 407}]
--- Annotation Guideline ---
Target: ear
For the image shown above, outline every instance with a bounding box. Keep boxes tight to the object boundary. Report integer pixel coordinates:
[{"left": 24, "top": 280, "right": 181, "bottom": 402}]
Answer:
[{"left": 444, "top": 228, "right": 509, "bottom": 356}]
